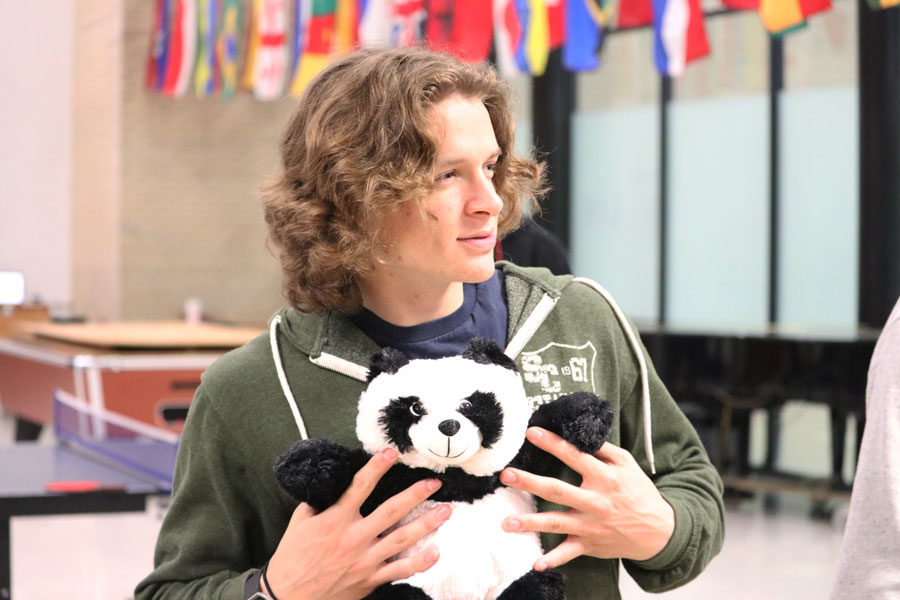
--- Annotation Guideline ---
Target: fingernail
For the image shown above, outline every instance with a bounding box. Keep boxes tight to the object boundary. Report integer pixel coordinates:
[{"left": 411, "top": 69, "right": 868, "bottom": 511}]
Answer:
[
  {"left": 437, "top": 504, "right": 451, "bottom": 520},
  {"left": 426, "top": 479, "right": 442, "bottom": 492},
  {"left": 500, "top": 469, "right": 516, "bottom": 484},
  {"left": 425, "top": 549, "right": 439, "bottom": 564},
  {"left": 505, "top": 518, "right": 520, "bottom": 531},
  {"left": 527, "top": 428, "right": 544, "bottom": 441},
  {"left": 535, "top": 560, "right": 548, "bottom": 571},
  {"left": 382, "top": 448, "right": 397, "bottom": 461}
]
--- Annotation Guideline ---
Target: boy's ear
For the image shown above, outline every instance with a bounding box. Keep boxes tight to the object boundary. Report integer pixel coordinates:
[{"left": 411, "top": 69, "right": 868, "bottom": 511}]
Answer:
[
  {"left": 462, "top": 337, "right": 517, "bottom": 372},
  {"left": 367, "top": 347, "right": 410, "bottom": 382}
]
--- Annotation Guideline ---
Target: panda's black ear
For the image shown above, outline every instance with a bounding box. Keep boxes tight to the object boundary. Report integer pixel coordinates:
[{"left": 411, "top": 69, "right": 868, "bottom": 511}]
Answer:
[
  {"left": 462, "top": 337, "right": 517, "bottom": 372},
  {"left": 366, "top": 347, "right": 411, "bottom": 383}
]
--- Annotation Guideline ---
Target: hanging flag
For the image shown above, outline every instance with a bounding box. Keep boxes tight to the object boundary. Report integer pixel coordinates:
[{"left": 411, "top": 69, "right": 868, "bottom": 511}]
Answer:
[
  {"left": 867, "top": 0, "right": 900, "bottom": 8},
  {"left": 217, "top": 0, "right": 242, "bottom": 98},
  {"left": 194, "top": 0, "right": 218, "bottom": 96},
  {"left": 291, "top": 0, "right": 337, "bottom": 96},
  {"left": 391, "top": 0, "right": 427, "bottom": 47},
  {"left": 360, "top": 0, "right": 392, "bottom": 46},
  {"left": 453, "top": 0, "right": 494, "bottom": 62},
  {"left": 161, "top": 0, "right": 196, "bottom": 96},
  {"left": 563, "top": 0, "right": 610, "bottom": 71},
  {"left": 425, "top": 0, "right": 492, "bottom": 62},
  {"left": 652, "top": 0, "right": 709, "bottom": 76},
  {"left": 721, "top": 0, "right": 758, "bottom": 9},
  {"left": 426, "top": 0, "right": 453, "bottom": 50},
  {"left": 758, "top": 0, "right": 831, "bottom": 34},
  {"left": 288, "top": 0, "right": 308, "bottom": 94},
  {"left": 146, "top": 0, "right": 172, "bottom": 91},
  {"left": 253, "top": 0, "right": 289, "bottom": 100},
  {"left": 547, "top": 0, "right": 564, "bottom": 49},
  {"left": 618, "top": 0, "right": 653, "bottom": 27},
  {"left": 524, "top": 0, "right": 550, "bottom": 75},
  {"left": 493, "top": 0, "right": 523, "bottom": 77},
  {"left": 241, "top": 0, "right": 261, "bottom": 90},
  {"left": 333, "top": 0, "right": 360, "bottom": 54}
]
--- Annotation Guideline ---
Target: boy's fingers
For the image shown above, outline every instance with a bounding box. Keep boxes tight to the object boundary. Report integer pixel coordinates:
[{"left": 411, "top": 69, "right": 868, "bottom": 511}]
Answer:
[
  {"left": 525, "top": 428, "right": 603, "bottom": 475},
  {"left": 373, "top": 548, "right": 441, "bottom": 586},
  {"left": 338, "top": 449, "right": 398, "bottom": 510},
  {"left": 359, "top": 478, "right": 444, "bottom": 541},
  {"left": 535, "top": 537, "right": 586, "bottom": 571},
  {"left": 371, "top": 502, "right": 451, "bottom": 563}
]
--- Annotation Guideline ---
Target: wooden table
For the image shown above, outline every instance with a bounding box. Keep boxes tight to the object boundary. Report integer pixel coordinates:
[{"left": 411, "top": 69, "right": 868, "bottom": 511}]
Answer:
[{"left": 0, "top": 321, "right": 262, "bottom": 439}]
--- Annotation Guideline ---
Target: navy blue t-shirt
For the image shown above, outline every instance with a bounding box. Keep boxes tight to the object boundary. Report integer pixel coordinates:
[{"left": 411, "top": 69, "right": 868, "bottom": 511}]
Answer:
[{"left": 349, "top": 269, "right": 508, "bottom": 360}]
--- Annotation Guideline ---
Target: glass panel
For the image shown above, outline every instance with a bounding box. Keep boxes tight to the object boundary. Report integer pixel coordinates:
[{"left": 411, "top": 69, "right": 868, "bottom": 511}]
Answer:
[
  {"left": 666, "top": 15, "right": 771, "bottom": 327},
  {"left": 778, "top": 5, "right": 859, "bottom": 327},
  {"left": 571, "top": 29, "right": 661, "bottom": 322}
]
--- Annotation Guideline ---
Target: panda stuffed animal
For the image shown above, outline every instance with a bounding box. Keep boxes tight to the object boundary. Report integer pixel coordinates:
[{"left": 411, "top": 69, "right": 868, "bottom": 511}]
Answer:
[{"left": 274, "top": 338, "right": 613, "bottom": 600}]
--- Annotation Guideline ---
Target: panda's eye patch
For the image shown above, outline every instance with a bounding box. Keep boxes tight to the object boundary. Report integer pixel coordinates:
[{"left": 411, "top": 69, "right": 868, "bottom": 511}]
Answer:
[
  {"left": 459, "top": 391, "right": 503, "bottom": 448},
  {"left": 378, "top": 396, "right": 423, "bottom": 454}
]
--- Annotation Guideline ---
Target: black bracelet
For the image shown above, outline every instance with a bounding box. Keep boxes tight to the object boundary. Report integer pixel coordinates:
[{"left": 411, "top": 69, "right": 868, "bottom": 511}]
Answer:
[{"left": 261, "top": 560, "right": 280, "bottom": 600}]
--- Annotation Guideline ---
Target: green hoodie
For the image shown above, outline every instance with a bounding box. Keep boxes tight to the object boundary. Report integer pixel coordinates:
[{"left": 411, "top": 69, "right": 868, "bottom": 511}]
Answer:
[{"left": 135, "top": 263, "right": 724, "bottom": 600}]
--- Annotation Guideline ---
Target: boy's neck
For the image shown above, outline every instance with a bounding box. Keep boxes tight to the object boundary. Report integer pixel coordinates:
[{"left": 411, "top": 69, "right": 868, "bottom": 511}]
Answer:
[{"left": 359, "top": 278, "right": 465, "bottom": 327}]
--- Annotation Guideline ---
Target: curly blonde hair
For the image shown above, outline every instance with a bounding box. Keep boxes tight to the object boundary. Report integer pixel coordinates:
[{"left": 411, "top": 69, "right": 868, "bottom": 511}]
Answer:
[{"left": 262, "top": 46, "right": 545, "bottom": 314}]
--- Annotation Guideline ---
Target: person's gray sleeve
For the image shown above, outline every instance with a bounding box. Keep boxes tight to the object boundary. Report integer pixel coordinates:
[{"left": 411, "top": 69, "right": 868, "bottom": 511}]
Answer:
[{"left": 831, "top": 300, "right": 900, "bottom": 598}]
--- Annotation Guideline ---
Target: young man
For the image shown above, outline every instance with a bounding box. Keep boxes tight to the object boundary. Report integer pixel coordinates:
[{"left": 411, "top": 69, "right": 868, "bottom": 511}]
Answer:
[{"left": 136, "top": 47, "right": 724, "bottom": 600}]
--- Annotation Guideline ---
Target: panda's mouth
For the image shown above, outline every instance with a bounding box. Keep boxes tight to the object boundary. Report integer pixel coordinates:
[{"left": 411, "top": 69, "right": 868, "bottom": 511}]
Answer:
[
  {"left": 427, "top": 438, "right": 466, "bottom": 459},
  {"left": 428, "top": 448, "right": 467, "bottom": 459}
]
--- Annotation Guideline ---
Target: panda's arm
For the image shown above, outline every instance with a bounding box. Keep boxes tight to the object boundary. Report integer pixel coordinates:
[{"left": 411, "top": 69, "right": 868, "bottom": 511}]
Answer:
[
  {"left": 360, "top": 463, "right": 433, "bottom": 516},
  {"left": 510, "top": 391, "right": 614, "bottom": 477},
  {"left": 273, "top": 438, "right": 371, "bottom": 512}
]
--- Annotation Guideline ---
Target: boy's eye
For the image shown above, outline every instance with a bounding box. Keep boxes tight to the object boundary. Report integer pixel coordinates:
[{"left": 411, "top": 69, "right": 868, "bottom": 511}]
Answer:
[{"left": 436, "top": 170, "right": 456, "bottom": 182}]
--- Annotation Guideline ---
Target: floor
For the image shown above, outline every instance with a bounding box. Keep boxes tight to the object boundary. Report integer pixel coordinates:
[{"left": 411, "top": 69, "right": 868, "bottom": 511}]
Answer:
[{"left": 2, "top": 408, "right": 851, "bottom": 600}]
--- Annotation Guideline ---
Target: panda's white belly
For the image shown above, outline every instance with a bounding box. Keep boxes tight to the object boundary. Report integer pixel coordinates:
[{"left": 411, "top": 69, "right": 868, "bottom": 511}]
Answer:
[{"left": 391, "top": 487, "right": 543, "bottom": 600}]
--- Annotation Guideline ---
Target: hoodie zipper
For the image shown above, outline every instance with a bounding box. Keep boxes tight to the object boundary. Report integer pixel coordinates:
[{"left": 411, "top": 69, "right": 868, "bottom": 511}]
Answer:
[{"left": 504, "top": 293, "right": 560, "bottom": 360}]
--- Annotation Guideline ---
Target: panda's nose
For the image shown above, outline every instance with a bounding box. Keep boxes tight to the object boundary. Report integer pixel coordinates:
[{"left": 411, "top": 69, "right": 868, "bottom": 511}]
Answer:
[{"left": 438, "top": 419, "right": 461, "bottom": 437}]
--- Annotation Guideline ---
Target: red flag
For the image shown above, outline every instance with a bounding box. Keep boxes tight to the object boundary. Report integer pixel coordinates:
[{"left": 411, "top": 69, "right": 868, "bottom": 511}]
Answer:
[
  {"left": 618, "top": 0, "right": 654, "bottom": 27},
  {"left": 453, "top": 0, "right": 492, "bottom": 62},
  {"left": 721, "top": 0, "right": 758, "bottom": 9},
  {"left": 547, "top": 0, "right": 564, "bottom": 49}
]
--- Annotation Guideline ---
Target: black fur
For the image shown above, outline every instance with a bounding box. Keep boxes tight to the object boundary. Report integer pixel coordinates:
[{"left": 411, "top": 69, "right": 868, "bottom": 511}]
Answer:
[
  {"left": 459, "top": 391, "right": 504, "bottom": 448},
  {"left": 378, "top": 396, "right": 425, "bottom": 453},
  {"left": 366, "top": 347, "right": 411, "bottom": 383},
  {"left": 367, "top": 582, "right": 432, "bottom": 599},
  {"left": 274, "top": 441, "right": 505, "bottom": 516},
  {"left": 360, "top": 464, "right": 502, "bottom": 515},
  {"left": 461, "top": 337, "right": 518, "bottom": 372},
  {"left": 496, "top": 569, "right": 565, "bottom": 600},
  {"left": 510, "top": 392, "right": 614, "bottom": 477},
  {"left": 273, "top": 439, "right": 370, "bottom": 511}
]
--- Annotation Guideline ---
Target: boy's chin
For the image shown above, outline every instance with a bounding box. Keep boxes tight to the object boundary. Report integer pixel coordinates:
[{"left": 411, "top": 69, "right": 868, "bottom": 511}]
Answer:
[{"left": 461, "top": 261, "right": 499, "bottom": 284}]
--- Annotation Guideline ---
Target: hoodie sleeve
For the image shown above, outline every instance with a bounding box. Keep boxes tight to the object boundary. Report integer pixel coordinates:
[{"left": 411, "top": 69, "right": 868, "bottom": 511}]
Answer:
[
  {"left": 617, "top": 332, "right": 726, "bottom": 592},
  {"left": 134, "top": 385, "right": 292, "bottom": 600}
]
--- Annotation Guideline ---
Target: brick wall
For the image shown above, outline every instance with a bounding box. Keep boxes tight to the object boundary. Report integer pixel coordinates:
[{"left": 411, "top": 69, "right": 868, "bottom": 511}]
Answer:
[{"left": 73, "top": 0, "right": 290, "bottom": 326}]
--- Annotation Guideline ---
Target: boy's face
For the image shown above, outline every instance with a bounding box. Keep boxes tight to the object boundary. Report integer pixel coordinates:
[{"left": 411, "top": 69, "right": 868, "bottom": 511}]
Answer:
[{"left": 379, "top": 94, "right": 503, "bottom": 288}]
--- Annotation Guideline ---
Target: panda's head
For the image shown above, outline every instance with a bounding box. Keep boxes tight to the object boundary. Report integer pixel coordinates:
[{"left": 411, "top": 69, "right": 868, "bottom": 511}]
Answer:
[{"left": 356, "top": 338, "right": 530, "bottom": 476}]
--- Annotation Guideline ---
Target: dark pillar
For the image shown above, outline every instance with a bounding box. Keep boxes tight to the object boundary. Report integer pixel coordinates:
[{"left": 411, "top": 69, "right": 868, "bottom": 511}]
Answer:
[
  {"left": 769, "top": 37, "right": 784, "bottom": 324},
  {"left": 858, "top": 2, "right": 900, "bottom": 327},
  {"left": 532, "top": 49, "right": 575, "bottom": 248}
]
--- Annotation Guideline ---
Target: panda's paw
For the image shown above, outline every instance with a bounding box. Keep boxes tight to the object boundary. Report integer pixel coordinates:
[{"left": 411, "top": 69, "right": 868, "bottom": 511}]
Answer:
[
  {"left": 529, "top": 391, "right": 613, "bottom": 455},
  {"left": 273, "top": 439, "right": 368, "bottom": 511}
]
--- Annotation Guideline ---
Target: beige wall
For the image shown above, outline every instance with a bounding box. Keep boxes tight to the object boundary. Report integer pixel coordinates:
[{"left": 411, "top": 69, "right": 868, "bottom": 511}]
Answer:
[
  {"left": 0, "top": 1, "right": 74, "bottom": 312},
  {"left": 70, "top": 0, "right": 291, "bottom": 325}
]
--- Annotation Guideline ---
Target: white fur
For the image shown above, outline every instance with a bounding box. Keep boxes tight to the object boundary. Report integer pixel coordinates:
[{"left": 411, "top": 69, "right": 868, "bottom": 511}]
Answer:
[
  {"left": 357, "top": 356, "right": 531, "bottom": 476},
  {"left": 392, "top": 487, "right": 543, "bottom": 600}
]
